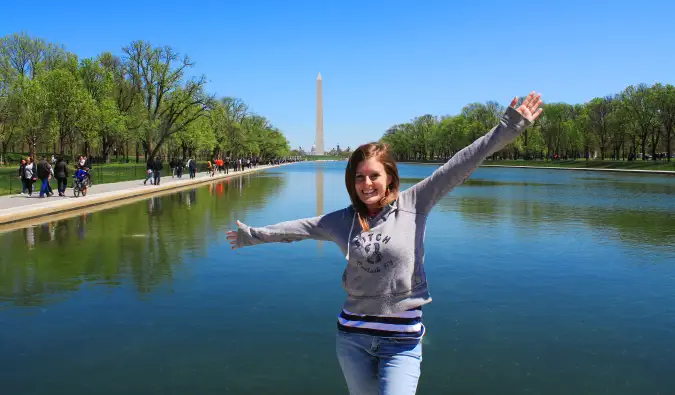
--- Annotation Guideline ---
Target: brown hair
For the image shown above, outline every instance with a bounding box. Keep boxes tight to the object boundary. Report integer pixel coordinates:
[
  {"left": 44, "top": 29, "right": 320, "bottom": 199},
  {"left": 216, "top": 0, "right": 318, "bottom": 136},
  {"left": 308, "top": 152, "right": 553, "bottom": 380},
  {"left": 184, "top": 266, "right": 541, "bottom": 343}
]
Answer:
[{"left": 345, "top": 142, "right": 400, "bottom": 231}]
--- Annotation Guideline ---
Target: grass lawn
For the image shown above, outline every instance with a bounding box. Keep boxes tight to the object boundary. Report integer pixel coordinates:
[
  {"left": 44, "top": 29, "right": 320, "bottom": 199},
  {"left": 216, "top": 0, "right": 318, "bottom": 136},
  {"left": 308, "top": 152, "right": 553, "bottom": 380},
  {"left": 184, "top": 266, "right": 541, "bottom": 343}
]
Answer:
[{"left": 482, "top": 159, "right": 675, "bottom": 171}]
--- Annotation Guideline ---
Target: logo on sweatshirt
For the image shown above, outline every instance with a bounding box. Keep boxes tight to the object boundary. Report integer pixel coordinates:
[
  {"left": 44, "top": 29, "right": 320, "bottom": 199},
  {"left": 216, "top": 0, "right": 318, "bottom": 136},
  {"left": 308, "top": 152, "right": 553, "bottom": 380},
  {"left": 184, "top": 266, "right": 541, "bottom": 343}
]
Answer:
[{"left": 351, "top": 232, "right": 395, "bottom": 273}]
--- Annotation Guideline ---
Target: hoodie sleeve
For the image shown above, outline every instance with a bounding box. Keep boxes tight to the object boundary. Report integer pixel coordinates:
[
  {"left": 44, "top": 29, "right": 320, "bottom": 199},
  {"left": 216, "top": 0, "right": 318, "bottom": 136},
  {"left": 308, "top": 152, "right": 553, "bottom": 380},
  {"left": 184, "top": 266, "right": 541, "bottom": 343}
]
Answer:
[
  {"left": 235, "top": 215, "right": 335, "bottom": 248},
  {"left": 400, "top": 106, "right": 532, "bottom": 214}
]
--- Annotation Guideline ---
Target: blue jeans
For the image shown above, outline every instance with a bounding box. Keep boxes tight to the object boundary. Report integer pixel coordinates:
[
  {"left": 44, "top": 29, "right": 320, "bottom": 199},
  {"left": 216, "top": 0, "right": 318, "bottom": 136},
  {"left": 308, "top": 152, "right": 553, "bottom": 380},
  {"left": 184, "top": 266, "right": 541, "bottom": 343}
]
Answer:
[
  {"left": 39, "top": 178, "right": 50, "bottom": 197},
  {"left": 336, "top": 331, "right": 423, "bottom": 395}
]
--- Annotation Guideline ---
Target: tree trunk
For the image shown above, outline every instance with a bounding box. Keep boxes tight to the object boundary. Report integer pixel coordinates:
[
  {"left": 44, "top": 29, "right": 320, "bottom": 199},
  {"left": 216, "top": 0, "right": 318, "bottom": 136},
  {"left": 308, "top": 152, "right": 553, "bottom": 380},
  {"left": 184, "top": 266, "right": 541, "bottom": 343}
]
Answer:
[{"left": 650, "top": 126, "right": 660, "bottom": 161}]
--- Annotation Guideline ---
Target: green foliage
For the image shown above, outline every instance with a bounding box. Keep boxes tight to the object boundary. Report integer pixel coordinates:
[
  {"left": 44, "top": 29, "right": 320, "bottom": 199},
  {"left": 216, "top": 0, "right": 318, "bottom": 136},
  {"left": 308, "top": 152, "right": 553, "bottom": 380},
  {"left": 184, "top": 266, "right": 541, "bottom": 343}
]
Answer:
[
  {"left": 382, "top": 84, "right": 675, "bottom": 162},
  {"left": 0, "top": 32, "right": 292, "bottom": 164}
]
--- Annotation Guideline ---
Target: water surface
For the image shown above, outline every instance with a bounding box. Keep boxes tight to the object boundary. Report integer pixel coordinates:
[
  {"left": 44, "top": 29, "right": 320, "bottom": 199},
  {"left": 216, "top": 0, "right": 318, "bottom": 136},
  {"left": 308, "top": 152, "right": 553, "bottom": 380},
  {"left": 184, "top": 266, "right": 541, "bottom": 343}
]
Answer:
[{"left": 1, "top": 162, "right": 674, "bottom": 394}]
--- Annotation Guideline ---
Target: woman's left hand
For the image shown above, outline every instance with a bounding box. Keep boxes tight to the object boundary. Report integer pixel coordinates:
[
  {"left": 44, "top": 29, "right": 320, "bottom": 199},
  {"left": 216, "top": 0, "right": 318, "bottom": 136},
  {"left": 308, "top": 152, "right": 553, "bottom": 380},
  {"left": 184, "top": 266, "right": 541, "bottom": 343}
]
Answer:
[
  {"left": 225, "top": 220, "right": 245, "bottom": 250},
  {"left": 510, "top": 91, "right": 543, "bottom": 123}
]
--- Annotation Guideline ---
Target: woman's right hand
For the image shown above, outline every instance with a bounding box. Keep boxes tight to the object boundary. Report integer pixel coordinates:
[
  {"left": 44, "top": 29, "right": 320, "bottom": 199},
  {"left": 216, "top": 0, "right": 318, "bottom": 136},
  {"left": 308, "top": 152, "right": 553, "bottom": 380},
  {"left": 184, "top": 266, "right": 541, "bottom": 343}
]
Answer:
[{"left": 226, "top": 220, "right": 245, "bottom": 250}]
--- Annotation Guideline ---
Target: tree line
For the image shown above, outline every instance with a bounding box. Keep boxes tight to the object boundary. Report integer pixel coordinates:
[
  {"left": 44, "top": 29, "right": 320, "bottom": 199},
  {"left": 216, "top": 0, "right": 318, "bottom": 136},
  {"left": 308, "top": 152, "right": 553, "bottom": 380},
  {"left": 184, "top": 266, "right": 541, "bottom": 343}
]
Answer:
[
  {"left": 381, "top": 84, "right": 675, "bottom": 162},
  {"left": 0, "top": 32, "right": 291, "bottom": 164}
]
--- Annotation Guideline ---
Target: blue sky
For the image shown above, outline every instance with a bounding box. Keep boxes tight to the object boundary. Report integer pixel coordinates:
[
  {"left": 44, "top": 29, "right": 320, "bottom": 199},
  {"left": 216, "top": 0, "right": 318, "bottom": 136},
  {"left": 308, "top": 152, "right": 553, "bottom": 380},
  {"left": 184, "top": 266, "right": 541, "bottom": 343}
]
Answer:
[{"left": 2, "top": 0, "right": 674, "bottom": 151}]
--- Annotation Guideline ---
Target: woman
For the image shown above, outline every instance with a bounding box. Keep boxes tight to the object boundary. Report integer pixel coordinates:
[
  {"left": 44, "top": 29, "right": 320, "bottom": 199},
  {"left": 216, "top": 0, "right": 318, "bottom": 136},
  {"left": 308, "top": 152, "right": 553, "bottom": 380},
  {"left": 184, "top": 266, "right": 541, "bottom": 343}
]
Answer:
[
  {"left": 18, "top": 159, "right": 27, "bottom": 194},
  {"left": 227, "top": 92, "right": 543, "bottom": 394},
  {"left": 23, "top": 157, "right": 36, "bottom": 197}
]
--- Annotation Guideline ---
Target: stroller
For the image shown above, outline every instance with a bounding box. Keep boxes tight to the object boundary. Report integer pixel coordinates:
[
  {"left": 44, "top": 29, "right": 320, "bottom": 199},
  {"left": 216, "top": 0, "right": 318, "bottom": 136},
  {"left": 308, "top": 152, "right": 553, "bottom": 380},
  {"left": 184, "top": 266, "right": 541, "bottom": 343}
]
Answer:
[{"left": 73, "top": 168, "right": 89, "bottom": 197}]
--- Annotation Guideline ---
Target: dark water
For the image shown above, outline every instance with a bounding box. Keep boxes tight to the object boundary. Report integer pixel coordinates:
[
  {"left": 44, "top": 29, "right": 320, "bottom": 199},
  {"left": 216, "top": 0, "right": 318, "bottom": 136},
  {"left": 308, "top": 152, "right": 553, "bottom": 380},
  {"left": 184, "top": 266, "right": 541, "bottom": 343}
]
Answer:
[{"left": 1, "top": 162, "right": 674, "bottom": 395}]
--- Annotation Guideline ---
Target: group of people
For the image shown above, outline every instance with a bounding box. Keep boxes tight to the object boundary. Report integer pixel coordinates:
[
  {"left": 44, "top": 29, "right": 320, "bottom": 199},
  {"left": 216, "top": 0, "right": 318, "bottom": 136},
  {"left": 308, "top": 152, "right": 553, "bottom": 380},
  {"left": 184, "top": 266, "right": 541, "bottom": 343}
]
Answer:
[
  {"left": 169, "top": 158, "right": 198, "bottom": 179},
  {"left": 206, "top": 157, "right": 258, "bottom": 177},
  {"left": 17, "top": 155, "right": 91, "bottom": 198},
  {"left": 144, "top": 156, "right": 202, "bottom": 186}
]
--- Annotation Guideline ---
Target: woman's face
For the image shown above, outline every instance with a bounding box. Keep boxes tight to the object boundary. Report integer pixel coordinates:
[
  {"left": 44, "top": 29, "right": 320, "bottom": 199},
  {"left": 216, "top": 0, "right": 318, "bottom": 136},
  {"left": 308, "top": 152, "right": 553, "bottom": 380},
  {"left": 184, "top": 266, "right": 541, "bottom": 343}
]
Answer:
[{"left": 354, "top": 158, "right": 390, "bottom": 210}]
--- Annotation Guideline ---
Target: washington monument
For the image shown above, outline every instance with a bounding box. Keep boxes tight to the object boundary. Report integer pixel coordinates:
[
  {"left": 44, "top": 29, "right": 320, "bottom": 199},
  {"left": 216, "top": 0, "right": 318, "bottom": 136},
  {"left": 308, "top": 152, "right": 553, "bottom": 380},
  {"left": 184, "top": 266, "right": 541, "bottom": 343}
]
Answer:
[{"left": 315, "top": 72, "right": 324, "bottom": 155}]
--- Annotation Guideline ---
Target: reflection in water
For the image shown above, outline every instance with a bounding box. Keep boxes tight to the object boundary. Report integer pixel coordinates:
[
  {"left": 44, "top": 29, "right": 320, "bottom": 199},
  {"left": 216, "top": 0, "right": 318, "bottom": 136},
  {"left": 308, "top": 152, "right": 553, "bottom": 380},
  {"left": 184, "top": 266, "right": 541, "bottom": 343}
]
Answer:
[
  {"left": 316, "top": 163, "right": 324, "bottom": 249},
  {"left": 437, "top": 192, "right": 675, "bottom": 248},
  {"left": 0, "top": 174, "right": 285, "bottom": 310}
]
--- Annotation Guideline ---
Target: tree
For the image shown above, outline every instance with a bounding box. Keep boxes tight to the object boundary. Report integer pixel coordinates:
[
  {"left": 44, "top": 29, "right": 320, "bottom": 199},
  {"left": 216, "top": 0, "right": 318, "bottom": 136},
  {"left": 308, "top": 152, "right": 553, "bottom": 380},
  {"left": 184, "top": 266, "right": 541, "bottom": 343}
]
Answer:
[
  {"left": 123, "top": 40, "right": 212, "bottom": 159},
  {"left": 216, "top": 97, "right": 249, "bottom": 158},
  {"left": 14, "top": 77, "right": 55, "bottom": 159},
  {"left": 42, "top": 68, "right": 97, "bottom": 156},
  {"left": 174, "top": 112, "right": 216, "bottom": 159},
  {"left": 621, "top": 84, "right": 656, "bottom": 160},
  {"left": 653, "top": 83, "right": 675, "bottom": 161},
  {"left": 586, "top": 96, "right": 613, "bottom": 160}
]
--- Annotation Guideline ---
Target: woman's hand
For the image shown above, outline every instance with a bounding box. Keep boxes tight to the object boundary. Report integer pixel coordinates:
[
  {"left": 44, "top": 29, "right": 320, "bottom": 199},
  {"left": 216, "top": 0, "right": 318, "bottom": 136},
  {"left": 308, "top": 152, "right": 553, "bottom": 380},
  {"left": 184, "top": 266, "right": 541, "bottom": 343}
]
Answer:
[
  {"left": 225, "top": 220, "right": 245, "bottom": 250},
  {"left": 510, "top": 91, "right": 543, "bottom": 123}
]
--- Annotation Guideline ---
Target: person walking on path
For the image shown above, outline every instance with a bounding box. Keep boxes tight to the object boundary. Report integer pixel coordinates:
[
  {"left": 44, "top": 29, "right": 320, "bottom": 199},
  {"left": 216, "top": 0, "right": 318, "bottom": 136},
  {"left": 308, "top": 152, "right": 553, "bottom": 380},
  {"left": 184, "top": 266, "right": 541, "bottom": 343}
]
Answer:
[
  {"left": 18, "top": 159, "right": 28, "bottom": 195},
  {"left": 227, "top": 92, "right": 543, "bottom": 395},
  {"left": 152, "top": 156, "right": 163, "bottom": 186},
  {"left": 169, "top": 158, "right": 177, "bottom": 178},
  {"left": 46, "top": 161, "right": 55, "bottom": 196},
  {"left": 207, "top": 159, "right": 215, "bottom": 177},
  {"left": 188, "top": 158, "right": 197, "bottom": 179},
  {"left": 176, "top": 158, "right": 184, "bottom": 178},
  {"left": 54, "top": 156, "right": 69, "bottom": 196},
  {"left": 144, "top": 157, "right": 154, "bottom": 185},
  {"left": 37, "top": 157, "right": 52, "bottom": 198},
  {"left": 23, "top": 158, "right": 36, "bottom": 196}
]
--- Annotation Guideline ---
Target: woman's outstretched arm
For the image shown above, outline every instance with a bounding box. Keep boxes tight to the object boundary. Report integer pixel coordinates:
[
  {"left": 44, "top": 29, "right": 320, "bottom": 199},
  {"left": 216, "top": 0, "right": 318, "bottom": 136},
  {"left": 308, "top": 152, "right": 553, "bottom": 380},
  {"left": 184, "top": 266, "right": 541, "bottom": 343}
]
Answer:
[
  {"left": 226, "top": 216, "right": 334, "bottom": 250},
  {"left": 400, "top": 92, "right": 543, "bottom": 214}
]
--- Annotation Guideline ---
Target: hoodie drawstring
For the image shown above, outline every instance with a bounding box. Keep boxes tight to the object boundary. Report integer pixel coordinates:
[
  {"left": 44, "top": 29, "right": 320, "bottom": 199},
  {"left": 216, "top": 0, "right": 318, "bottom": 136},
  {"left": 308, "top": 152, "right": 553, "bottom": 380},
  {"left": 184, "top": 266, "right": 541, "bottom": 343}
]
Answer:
[{"left": 346, "top": 212, "right": 356, "bottom": 261}]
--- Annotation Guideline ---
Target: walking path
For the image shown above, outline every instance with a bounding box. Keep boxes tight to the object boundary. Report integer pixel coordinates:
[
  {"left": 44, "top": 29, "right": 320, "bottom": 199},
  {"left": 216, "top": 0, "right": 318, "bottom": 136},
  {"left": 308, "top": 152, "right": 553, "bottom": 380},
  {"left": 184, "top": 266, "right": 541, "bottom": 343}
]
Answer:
[{"left": 0, "top": 164, "right": 287, "bottom": 226}]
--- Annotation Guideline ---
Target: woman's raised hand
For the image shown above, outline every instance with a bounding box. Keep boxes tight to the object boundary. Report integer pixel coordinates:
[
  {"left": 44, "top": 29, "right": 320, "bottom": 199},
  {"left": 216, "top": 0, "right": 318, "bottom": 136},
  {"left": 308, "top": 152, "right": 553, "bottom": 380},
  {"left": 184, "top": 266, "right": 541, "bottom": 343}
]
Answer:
[
  {"left": 510, "top": 92, "right": 543, "bottom": 123},
  {"left": 225, "top": 220, "right": 244, "bottom": 250}
]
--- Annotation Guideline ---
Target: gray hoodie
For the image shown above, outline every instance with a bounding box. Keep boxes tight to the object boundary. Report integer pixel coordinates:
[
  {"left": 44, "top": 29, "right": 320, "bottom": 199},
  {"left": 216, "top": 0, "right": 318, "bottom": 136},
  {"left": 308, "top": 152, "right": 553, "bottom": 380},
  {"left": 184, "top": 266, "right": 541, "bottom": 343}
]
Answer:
[{"left": 235, "top": 107, "right": 531, "bottom": 315}]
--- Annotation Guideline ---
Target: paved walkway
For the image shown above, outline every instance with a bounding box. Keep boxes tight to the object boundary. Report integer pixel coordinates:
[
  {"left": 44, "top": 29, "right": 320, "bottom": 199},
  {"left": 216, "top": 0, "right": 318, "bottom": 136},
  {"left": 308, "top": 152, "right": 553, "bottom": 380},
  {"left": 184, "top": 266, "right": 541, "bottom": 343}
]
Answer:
[{"left": 0, "top": 164, "right": 285, "bottom": 226}]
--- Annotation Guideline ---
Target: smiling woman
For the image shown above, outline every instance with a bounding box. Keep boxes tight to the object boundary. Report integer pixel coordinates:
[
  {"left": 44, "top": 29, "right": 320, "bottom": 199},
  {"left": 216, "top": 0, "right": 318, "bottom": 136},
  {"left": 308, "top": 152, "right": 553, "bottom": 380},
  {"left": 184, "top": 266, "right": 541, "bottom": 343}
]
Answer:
[
  {"left": 227, "top": 93, "right": 543, "bottom": 394},
  {"left": 346, "top": 144, "right": 400, "bottom": 231}
]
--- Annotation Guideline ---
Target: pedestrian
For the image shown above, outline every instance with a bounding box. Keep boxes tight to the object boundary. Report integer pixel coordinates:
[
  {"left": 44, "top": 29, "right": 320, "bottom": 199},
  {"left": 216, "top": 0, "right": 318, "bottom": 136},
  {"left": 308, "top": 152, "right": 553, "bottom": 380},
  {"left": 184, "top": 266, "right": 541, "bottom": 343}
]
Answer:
[
  {"left": 170, "top": 158, "right": 177, "bottom": 178},
  {"left": 46, "top": 161, "right": 55, "bottom": 196},
  {"left": 18, "top": 159, "right": 27, "bottom": 195},
  {"left": 153, "top": 156, "right": 163, "bottom": 185},
  {"left": 176, "top": 158, "right": 184, "bottom": 178},
  {"left": 37, "top": 157, "right": 52, "bottom": 198},
  {"left": 54, "top": 156, "right": 69, "bottom": 196},
  {"left": 226, "top": 93, "right": 543, "bottom": 394},
  {"left": 188, "top": 158, "right": 197, "bottom": 179},
  {"left": 208, "top": 159, "right": 215, "bottom": 177},
  {"left": 23, "top": 157, "right": 36, "bottom": 196},
  {"left": 144, "top": 156, "right": 154, "bottom": 185}
]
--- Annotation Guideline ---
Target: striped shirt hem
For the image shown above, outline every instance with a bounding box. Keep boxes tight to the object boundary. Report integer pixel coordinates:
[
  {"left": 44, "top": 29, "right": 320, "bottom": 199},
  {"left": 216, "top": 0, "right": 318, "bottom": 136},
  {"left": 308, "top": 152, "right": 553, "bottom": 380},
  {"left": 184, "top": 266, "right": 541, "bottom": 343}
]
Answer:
[{"left": 336, "top": 306, "right": 424, "bottom": 338}]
